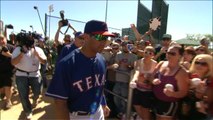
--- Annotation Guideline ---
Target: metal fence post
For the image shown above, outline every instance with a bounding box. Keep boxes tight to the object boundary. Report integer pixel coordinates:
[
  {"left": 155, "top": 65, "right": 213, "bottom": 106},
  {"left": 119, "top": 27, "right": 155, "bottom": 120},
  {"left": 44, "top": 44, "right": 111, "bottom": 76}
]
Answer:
[
  {"left": 126, "top": 70, "right": 135, "bottom": 120},
  {"left": 126, "top": 87, "right": 133, "bottom": 120}
]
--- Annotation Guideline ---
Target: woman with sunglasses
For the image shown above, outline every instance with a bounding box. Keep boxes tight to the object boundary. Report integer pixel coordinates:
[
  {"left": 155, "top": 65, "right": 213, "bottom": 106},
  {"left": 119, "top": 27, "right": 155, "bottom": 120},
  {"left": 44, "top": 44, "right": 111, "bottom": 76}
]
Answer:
[
  {"left": 182, "top": 54, "right": 213, "bottom": 120},
  {"left": 130, "top": 46, "right": 157, "bottom": 120},
  {"left": 152, "top": 44, "right": 189, "bottom": 120}
]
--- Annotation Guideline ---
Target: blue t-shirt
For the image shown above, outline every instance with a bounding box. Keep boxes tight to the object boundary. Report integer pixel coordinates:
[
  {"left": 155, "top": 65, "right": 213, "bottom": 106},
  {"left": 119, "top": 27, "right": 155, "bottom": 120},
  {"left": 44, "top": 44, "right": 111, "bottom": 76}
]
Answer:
[{"left": 46, "top": 49, "right": 106, "bottom": 113}]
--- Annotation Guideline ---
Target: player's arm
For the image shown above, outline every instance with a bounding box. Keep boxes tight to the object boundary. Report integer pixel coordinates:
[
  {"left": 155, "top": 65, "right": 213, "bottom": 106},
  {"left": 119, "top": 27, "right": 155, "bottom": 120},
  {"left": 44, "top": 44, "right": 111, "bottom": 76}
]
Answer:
[{"left": 54, "top": 98, "right": 69, "bottom": 120}]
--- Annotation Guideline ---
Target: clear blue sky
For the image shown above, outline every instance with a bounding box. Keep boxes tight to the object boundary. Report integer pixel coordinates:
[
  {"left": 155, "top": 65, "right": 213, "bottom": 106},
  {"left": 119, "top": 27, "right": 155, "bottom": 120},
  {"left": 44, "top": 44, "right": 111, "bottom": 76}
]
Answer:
[{"left": 1, "top": 0, "right": 212, "bottom": 41}]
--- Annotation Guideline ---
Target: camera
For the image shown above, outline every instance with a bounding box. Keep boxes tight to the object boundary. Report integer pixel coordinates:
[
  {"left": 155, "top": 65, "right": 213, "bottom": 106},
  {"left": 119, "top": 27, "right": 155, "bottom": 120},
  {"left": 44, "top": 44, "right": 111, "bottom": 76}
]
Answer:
[
  {"left": 16, "top": 31, "right": 42, "bottom": 53},
  {"left": 6, "top": 24, "right": 13, "bottom": 29},
  {"left": 59, "top": 10, "right": 69, "bottom": 27}
]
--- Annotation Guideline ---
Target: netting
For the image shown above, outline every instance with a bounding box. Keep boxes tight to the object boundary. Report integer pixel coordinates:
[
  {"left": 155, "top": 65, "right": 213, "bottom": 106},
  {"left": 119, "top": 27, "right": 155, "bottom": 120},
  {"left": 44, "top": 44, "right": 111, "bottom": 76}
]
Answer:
[{"left": 45, "top": 14, "right": 121, "bottom": 42}]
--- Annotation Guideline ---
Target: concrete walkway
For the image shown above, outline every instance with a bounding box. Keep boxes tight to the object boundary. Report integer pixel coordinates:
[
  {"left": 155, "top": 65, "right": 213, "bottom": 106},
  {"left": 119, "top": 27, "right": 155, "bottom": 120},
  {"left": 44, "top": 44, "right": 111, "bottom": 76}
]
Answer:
[{"left": 0, "top": 89, "right": 119, "bottom": 120}]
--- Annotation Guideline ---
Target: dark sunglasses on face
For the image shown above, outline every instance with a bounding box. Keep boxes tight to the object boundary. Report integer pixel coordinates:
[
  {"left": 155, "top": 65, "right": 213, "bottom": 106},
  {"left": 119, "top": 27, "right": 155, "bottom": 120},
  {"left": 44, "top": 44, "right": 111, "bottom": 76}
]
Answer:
[
  {"left": 91, "top": 34, "right": 108, "bottom": 41},
  {"left": 195, "top": 61, "right": 208, "bottom": 66},
  {"left": 64, "top": 40, "right": 71, "bottom": 43},
  {"left": 112, "top": 47, "right": 119, "bottom": 50},
  {"left": 162, "top": 38, "right": 170, "bottom": 41},
  {"left": 144, "top": 51, "right": 153, "bottom": 55},
  {"left": 167, "top": 52, "right": 176, "bottom": 56}
]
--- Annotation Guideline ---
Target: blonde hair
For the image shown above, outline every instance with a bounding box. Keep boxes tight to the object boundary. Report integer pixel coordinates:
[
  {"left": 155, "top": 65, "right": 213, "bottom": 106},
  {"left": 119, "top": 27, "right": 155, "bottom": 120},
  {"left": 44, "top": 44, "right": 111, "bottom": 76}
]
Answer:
[
  {"left": 189, "top": 54, "right": 213, "bottom": 77},
  {"left": 144, "top": 45, "right": 155, "bottom": 53}
]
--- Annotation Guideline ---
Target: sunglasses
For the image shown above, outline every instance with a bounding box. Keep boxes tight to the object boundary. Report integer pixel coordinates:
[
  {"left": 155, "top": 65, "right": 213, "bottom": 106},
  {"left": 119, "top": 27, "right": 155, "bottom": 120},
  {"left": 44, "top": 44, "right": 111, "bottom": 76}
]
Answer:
[
  {"left": 112, "top": 47, "right": 119, "bottom": 50},
  {"left": 167, "top": 52, "right": 176, "bottom": 56},
  {"left": 91, "top": 34, "right": 108, "bottom": 41},
  {"left": 144, "top": 51, "right": 153, "bottom": 55},
  {"left": 195, "top": 61, "right": 208, "bottom": 66},
  {"left": 162, "top": 38, "right": 170, "bottom": 41},
  {"left": 64, "top": 39, "right": 71, "bottom": 42}
]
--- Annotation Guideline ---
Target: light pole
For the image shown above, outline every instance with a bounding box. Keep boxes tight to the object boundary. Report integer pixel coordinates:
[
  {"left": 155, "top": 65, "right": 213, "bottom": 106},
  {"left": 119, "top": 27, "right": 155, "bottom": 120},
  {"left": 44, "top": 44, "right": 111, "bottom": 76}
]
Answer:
[
  {"left": 30, "top": 25, "right": 34, "bottom": 32},
  {"left": 48, "top": 4, "right": 54, "bottom": 38},
  {"left": 105, "top": 0, "right": 108, "bottom": 23},
  {"left": 34, "top": 6, "right": 45, "bottom": 35}
]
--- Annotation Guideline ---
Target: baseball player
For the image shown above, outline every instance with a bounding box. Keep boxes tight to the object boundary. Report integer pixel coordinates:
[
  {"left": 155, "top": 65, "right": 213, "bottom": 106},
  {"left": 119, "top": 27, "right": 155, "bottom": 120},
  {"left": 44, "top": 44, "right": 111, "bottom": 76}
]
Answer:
[{"left": 46, "top": 20, "right": 114, "bottom": 120}]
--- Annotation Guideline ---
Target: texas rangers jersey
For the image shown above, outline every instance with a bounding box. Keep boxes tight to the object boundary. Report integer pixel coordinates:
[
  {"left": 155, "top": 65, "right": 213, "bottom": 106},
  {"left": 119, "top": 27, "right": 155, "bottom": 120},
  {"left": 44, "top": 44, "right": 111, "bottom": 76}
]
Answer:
[{"left": 46, "top": 48, "right": 106, "bottom": 113}]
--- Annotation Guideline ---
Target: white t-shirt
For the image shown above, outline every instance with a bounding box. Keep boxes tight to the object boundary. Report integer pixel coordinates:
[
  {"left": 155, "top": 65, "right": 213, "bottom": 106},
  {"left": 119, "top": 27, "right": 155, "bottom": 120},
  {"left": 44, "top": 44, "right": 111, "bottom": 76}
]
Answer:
[
  {"left": 12, "top": 46, "right": 47, "bottom": 77},
  {"left": 136, "top": 58, "right": 157, "bottom": 91},
  {"left": 139, "top": 58, "right": 157, "bottom": 74}
]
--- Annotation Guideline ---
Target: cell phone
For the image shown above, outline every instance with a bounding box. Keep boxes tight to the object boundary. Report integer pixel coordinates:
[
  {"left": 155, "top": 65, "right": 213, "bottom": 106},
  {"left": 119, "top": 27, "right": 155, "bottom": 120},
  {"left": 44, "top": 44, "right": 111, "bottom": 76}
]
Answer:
[{"left": 127, "top": 44, "right": 134, "bottom": 51}]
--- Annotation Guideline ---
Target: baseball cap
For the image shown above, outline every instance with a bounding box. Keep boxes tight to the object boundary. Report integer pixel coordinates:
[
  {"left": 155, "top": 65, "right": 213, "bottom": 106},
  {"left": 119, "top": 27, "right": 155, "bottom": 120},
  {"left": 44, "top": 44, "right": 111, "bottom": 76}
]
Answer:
[
  {"left": 74, "top": 31, "right": 83, "bottom": 38},
  {"left": 162, "top": 34, "right": 172, "bottom": 39},
  {"left": 84, "top": 20, "right": 114, "bottom": 37}
]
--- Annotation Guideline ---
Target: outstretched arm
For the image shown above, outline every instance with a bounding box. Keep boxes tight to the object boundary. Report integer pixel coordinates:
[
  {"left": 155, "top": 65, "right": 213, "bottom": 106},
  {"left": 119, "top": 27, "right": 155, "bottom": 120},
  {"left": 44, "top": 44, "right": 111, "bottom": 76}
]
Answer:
[
  {"left": 130, "top": 24, "right": 142, "bottom": 41},
  {"left": 68, "top": 23, "right": 77, "bottom": 35},
  {"left": 54, "top": 22, "right": 63, "bottom": 46},
  {"left": 142, "top": 29, "right": 155, "bottom": 46},
  {"left": 4, "top": 25, "right": 7, "bottom": 38}
]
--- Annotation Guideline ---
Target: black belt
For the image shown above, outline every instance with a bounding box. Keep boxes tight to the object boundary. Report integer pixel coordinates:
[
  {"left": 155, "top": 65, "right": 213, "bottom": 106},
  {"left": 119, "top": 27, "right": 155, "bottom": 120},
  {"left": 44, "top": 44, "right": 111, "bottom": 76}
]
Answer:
[
  {"left": 16, "top": 68, "right": 38, "bottom": 75},
  {"left": 70, "top": 111, "right": 90, "bottom": 116}
]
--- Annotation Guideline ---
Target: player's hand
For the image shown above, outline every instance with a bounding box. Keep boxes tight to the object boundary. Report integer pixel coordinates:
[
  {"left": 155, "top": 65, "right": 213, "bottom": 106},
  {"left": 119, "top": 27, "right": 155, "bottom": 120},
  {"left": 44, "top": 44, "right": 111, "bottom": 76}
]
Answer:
[{"left": 102, "top": 105, "right": 110, "bottom": 117}]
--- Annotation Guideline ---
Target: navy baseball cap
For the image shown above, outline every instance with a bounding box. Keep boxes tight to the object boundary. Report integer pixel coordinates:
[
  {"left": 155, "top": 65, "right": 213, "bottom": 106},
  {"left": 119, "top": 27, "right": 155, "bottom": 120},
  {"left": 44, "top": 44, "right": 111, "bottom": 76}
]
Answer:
[
  {"left": 74, "top": 31, "right": 83, "bottom": 38},
  {"left": 84, "top": 20, "right": 114, "bottom": 37}
]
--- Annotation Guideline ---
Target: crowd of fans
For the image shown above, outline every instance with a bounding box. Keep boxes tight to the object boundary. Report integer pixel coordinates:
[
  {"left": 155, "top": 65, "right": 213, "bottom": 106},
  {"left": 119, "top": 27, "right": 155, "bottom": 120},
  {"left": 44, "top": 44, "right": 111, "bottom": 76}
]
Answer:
[{"left": 0, "top": 20, "right": 213, "bottom": 120}]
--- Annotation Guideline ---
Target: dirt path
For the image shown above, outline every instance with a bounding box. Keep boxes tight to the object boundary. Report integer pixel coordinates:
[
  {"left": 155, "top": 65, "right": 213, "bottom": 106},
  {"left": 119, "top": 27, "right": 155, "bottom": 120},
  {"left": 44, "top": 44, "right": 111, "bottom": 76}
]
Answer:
[{"left": 0, "top": 89, "right": 55, "bottom": 120}]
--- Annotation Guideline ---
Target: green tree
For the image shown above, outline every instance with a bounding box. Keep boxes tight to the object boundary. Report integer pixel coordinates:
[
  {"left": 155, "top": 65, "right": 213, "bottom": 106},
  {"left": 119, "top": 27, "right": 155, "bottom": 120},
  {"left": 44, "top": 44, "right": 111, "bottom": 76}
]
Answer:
[{"left": 186, "top": 34, "right": 213, "bottom": 42}]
